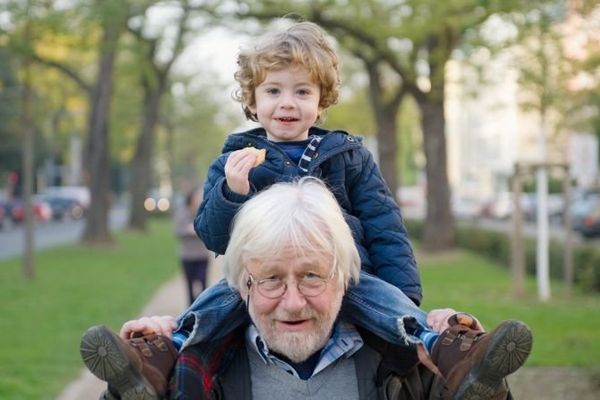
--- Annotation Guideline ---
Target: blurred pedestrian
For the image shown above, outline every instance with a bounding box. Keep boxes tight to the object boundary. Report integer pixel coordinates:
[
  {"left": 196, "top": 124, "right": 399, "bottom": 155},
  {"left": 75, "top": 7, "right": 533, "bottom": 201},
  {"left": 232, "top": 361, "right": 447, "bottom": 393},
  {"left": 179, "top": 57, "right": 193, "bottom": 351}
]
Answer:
[{"left": 174, "top": 188, "right": 210, "bottom": 305}]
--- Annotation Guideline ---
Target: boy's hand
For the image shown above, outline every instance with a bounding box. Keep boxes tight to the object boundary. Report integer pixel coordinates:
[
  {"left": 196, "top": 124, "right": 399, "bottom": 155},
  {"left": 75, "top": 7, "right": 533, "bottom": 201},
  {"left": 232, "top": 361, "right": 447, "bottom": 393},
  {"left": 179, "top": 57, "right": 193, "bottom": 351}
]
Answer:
[
  {"left": 119, "top": 315, "right": 177, "bottom": 340},
  {"left": 224, "top": 148, "right": 263, "bottom": 195}
]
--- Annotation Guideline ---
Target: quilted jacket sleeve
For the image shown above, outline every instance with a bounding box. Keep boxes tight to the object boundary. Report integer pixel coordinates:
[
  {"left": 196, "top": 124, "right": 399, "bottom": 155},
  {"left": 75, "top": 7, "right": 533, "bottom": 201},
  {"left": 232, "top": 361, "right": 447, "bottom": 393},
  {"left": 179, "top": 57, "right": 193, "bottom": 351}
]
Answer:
[
  {"left": 193, "top": 156, "right": 251, "bottom": 255},
  {"left": 346, "top": 148, "right": 422, "bottom": 305}
]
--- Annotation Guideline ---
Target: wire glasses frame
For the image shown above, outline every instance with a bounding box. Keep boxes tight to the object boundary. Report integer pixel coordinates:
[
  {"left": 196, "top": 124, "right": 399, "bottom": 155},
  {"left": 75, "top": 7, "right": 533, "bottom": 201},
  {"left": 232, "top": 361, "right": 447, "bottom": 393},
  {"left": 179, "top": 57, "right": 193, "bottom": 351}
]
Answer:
[{"left": 245, "top": 265, "right": 337, "bottom": 299}]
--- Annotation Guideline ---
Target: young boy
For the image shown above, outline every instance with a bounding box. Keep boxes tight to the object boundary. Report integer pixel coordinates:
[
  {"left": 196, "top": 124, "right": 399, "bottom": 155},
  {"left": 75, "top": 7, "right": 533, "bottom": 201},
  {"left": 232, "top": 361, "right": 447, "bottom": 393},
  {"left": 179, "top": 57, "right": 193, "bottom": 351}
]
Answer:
[{"left": 80, "top": 21, "right": 532, "bottom": 399}]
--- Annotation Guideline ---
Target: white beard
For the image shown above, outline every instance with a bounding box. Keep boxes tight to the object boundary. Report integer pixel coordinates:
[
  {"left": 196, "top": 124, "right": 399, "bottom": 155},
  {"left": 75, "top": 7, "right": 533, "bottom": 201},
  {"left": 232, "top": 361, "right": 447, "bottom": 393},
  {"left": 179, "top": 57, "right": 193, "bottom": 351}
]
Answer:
[
  {"left": 250, "top": 292, "right": 344, "bottom": 363},
  {"left": 265, "top": 324, "right": 330, "bottom": 363}
]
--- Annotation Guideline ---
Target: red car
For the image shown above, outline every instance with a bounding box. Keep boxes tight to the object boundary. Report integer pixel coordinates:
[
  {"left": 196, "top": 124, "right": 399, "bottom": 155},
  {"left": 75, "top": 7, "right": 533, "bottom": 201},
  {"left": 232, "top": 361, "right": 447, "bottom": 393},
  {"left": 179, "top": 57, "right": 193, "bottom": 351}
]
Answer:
[{"left": 9, "top": 199, "right": 52, "bottom": 223}]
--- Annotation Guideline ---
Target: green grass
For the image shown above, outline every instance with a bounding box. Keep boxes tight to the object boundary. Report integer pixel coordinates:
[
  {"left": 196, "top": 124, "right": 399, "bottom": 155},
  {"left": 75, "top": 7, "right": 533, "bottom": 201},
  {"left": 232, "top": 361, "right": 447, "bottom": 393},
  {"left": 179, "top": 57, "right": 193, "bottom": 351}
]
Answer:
[
  {"left": 418, "top": 249, "right": 600, "bottom": 368},
  {"left": 0, "top": 219, "right": 179, "bottom": 400}
]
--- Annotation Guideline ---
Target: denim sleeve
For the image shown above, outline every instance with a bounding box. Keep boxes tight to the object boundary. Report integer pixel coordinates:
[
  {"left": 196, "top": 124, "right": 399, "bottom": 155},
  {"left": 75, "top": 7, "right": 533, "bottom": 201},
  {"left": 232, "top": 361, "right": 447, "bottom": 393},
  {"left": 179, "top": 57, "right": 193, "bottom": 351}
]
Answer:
[
  {"left": 175, "top": 279, "right": 249, "bottom": 348},
  {"left": 341, "top": 271, "right": 428, "bottom": 347}
]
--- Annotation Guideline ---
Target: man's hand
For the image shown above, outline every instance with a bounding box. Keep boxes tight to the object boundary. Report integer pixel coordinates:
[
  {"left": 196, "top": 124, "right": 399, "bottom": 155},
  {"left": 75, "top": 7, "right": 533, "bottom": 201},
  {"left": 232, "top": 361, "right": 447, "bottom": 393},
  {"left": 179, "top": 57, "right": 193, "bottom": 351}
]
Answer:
[
  {"left": 119, "top": 315, "right": 177, "bottom": 340},
  {"left": 426, "top": 308, "right": 483, "bottom": 333},
  {"left": 224, "top": 148, "right": 263, "bottom": 195},
  {"left": 427, "top": 308, "right": 457, "bottom": 333}
]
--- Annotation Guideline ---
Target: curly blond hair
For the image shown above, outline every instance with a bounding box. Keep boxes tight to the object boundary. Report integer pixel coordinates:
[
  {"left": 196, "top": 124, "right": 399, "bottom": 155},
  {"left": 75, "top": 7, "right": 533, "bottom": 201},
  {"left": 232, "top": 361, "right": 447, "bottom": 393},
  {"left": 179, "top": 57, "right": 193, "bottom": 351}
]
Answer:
[{"left": 233, "top": 21, "right": 340, "bottom": 122}]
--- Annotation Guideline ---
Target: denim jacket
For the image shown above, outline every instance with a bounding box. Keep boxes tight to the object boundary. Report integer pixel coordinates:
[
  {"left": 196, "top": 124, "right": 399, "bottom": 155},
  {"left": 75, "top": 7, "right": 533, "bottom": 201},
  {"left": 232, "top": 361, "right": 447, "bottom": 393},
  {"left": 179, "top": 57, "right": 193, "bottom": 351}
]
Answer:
[{"left": 194, "top": 126, "right": 421, "bottom": 305}]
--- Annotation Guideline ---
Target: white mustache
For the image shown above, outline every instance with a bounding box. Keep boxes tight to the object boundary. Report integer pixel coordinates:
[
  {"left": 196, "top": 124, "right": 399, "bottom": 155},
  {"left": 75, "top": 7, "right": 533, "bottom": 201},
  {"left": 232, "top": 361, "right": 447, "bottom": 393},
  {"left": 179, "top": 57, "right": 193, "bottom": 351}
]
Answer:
[{"left": 270, "top": 309, "right": 317, "bottom": 322}]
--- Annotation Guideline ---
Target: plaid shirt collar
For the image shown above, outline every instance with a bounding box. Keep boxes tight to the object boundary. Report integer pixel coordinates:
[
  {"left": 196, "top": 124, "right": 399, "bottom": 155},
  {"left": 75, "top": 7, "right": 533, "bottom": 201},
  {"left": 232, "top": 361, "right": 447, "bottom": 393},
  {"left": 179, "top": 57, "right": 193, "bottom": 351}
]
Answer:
[{"left": 246, "top": 320, "right": 364, "bottom": 379}]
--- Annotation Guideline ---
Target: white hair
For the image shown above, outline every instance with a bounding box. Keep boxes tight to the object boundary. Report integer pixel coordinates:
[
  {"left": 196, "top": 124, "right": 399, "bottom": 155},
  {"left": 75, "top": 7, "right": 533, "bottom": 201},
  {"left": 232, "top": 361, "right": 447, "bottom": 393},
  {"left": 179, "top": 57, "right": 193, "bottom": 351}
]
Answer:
[{"left": 222, "top": 177, "right": 361, "bottom": 293}]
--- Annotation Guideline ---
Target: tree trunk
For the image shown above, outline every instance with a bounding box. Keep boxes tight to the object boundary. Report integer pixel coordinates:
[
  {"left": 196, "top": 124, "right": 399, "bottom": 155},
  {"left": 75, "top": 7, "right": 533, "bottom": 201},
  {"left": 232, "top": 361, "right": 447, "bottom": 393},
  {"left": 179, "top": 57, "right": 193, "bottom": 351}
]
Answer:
[
  {"left": 511, "top": 165, "right": 525, "bottom": 297},
  {"left": 128, "top": 75, "right": 167, "bottom": 231},
  {"left": 21, "top": 37, "right": 35, "bottom": 279},
  {"left": 364, "top": 59, "right": 404, "bottom": 197},
  {"left": 81, "top": 22, "right": 121, "bottom": 245},
  {"left": 374, "top": 105, "right": 400, "bottom": 197},
  {"left": 417, "top": 92, "right": 455, "bottom": 251}
]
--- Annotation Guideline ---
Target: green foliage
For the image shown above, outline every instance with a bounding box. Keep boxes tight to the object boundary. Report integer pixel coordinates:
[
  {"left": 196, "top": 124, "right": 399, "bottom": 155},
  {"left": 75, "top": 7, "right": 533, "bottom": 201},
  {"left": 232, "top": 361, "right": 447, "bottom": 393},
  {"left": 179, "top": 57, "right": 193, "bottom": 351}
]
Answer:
[
  {"left": 405, "top": 218, "right": 600, "bottom": 293},
  {"left": 573, "top": 244, "right": 600, "bottom": 293},
  {"left": 322, "top": 87, "right": 374, "bottom": 135},
  {"left": 0, "top": 219, "right": 178, "bottom": 399},
  {"left": 0, "top": 47, "right": 21, "bottom": 178},
  {"left": 0, "top": 0, "right": 103, "bottom": 187},
  {"left": 515, "top": 1, "right": 571, "bottom": 117},
  {"left": 518, "top": 174, "right": 571, "bottom": 194},
  {"left": 559, "top": 3, "right": 600, "bottom": 138},
  {"left": 163, "top": 73, "right": 239, "bottom": 186},
  {"left": 110, "top": 34, "right": 144, "bottom": 162},
  {"left": 1, "top": 0, "right": 234, "bottom": 197}
]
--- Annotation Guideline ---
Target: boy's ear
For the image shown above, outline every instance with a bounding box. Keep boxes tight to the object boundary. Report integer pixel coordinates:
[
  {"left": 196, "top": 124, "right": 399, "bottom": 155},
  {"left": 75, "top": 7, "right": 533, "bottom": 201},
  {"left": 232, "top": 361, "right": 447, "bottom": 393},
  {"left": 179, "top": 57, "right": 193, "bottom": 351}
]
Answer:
[
  {"left": 247, "top": 103, "right": 257, "bottom": 114},
  {"left": 316, "top": 107, "right": 324, "bottom": 122}
]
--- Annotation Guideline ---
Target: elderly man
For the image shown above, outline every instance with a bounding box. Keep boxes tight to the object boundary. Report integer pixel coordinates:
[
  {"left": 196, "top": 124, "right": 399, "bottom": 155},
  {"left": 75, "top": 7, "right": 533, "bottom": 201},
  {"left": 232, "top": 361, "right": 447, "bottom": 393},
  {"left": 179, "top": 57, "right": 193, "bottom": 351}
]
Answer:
[{"left": 81, "top": 178, "right": 529, "bottom": 399}]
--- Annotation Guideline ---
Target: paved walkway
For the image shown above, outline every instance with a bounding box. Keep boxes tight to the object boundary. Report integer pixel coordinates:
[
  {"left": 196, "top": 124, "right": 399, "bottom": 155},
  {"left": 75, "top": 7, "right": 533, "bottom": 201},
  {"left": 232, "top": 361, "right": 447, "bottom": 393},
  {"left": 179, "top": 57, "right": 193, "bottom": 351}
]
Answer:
[{"left": 57, "top": 258, "right": 223, "bottom": 400}]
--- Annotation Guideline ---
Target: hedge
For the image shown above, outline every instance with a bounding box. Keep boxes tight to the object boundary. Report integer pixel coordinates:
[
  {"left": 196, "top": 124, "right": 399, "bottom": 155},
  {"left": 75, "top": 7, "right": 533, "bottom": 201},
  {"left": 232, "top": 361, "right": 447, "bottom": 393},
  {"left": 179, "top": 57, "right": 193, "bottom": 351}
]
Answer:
[{"left": 404, "top": 218, "right": 600, "bottom": 293}]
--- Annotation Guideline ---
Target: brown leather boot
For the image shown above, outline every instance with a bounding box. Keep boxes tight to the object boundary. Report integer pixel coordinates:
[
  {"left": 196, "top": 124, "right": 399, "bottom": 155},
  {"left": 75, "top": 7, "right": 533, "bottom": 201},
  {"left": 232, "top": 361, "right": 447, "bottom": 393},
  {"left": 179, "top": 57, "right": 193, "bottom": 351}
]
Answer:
[
  {"left": 431, "top": 318, "right": 532, "bottom": 399},
  {"left": 80, "top": 325, "right": 178, "bottom": 400}
]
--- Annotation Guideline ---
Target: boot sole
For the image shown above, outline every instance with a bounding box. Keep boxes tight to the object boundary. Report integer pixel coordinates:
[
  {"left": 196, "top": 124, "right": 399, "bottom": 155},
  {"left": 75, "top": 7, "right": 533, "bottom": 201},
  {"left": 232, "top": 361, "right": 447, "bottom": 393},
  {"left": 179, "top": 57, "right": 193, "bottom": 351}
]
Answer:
[
  {"left": 80, "top": 325, "right": 159, "bottom": 400},
  {"left": 454, "top": 320, "right": 532, "bottom": 400}
]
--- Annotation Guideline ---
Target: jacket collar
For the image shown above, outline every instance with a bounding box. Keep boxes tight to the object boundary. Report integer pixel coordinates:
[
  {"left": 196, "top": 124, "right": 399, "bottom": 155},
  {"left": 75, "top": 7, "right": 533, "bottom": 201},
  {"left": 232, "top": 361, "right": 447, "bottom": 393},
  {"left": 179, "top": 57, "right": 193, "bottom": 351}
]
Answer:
[{"left": 223, "top": 126, "right": 353, "bottom": 153}]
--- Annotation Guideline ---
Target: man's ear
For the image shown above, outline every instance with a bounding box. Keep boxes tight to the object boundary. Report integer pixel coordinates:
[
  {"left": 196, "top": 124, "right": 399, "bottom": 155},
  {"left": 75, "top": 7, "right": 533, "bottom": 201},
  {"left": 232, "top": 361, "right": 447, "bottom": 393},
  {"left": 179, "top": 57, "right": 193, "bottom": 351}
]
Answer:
[{"left": 242, "top": 276, "right": 252, "bottom": 308}]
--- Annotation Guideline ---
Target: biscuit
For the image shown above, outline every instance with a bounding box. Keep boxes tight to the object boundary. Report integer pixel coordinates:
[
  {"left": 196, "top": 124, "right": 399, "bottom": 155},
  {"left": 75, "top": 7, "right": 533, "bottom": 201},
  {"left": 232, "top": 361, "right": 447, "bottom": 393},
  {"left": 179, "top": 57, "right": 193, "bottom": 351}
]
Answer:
[{"left": 248, "top": 147, "right": 266, "bottom": 167}]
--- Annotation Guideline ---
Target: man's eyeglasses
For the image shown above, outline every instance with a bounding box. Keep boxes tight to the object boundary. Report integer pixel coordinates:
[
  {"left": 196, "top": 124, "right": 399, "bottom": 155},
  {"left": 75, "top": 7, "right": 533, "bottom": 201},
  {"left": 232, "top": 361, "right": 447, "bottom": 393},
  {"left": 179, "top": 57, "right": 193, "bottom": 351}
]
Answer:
[{"left": 245, "top": 268, "right": 336, "bottom": 299}]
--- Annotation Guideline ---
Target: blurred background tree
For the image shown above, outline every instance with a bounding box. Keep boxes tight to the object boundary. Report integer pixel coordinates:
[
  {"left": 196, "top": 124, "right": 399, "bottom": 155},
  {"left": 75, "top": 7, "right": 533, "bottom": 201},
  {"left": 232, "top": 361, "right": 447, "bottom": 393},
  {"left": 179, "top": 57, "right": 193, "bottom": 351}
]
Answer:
[{"left": 0, "top": 0, "right": 597, "bottom": 253}]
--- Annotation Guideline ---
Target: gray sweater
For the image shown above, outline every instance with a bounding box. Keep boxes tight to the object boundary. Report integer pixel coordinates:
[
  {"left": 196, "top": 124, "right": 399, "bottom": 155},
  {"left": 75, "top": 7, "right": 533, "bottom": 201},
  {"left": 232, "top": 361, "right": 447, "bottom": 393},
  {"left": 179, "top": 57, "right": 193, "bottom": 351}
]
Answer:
[{"left": 247, "top": 347, "right": 367, "bottom": 400}]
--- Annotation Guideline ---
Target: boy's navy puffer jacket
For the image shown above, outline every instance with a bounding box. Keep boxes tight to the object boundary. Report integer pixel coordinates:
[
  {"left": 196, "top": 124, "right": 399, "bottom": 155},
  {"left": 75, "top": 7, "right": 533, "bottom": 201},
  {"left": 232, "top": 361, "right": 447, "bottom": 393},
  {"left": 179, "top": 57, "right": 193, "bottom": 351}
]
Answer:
[{"left": 194, "top": 126, "right": 422, "bottom": 305}]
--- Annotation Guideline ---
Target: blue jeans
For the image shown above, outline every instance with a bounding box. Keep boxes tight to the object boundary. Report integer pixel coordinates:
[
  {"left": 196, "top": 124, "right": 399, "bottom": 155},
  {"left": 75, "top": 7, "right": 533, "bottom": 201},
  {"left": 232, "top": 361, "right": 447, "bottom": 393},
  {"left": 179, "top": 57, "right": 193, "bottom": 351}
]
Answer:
[{"left": 175, "top": 270, "right": 429, "bottom": 350}]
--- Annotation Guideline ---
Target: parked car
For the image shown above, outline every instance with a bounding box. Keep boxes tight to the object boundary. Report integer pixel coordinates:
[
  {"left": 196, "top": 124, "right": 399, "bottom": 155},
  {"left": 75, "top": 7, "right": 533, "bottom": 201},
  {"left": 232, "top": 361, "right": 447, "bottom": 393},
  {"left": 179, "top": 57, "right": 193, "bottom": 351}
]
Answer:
[
  {"left": 36, "top": 194, "right": 85, "bottom": 220},
  {"left": 479, "top": 192, "right": 535, "bottom": 220},
  {"left": 0, "top": 192, "right": 9, "bottom": 229},
  {"left": 571, "top": 193, "right": 600, "bottom": 238},
  {"left": 9, "top": 198, "right": 52, "bottom": 223},
  {"left": 521, "top": 193, "right": 565, "bottom": 224},
  {"left": 43, "top": 186, "right": 90, "bottom": 209}
]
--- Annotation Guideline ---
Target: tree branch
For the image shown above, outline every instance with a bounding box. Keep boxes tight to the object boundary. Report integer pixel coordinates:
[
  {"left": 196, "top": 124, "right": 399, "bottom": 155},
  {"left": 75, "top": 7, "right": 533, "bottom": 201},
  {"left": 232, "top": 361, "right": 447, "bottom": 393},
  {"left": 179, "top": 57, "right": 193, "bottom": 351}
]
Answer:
[{"left": 31, "top": 54, "right": 92, "bottom": 95}]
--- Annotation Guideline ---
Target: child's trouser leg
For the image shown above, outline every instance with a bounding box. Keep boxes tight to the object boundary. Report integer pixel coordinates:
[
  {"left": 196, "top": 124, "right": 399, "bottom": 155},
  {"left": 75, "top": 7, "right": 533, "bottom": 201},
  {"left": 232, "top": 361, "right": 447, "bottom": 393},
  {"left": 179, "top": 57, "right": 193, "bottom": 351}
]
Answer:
[
  {"left": 173, "top": 279, "right": 248, "bottom": 350},
  {"left": 341, "top": 270, "right": 430, "bottom": 347}
]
